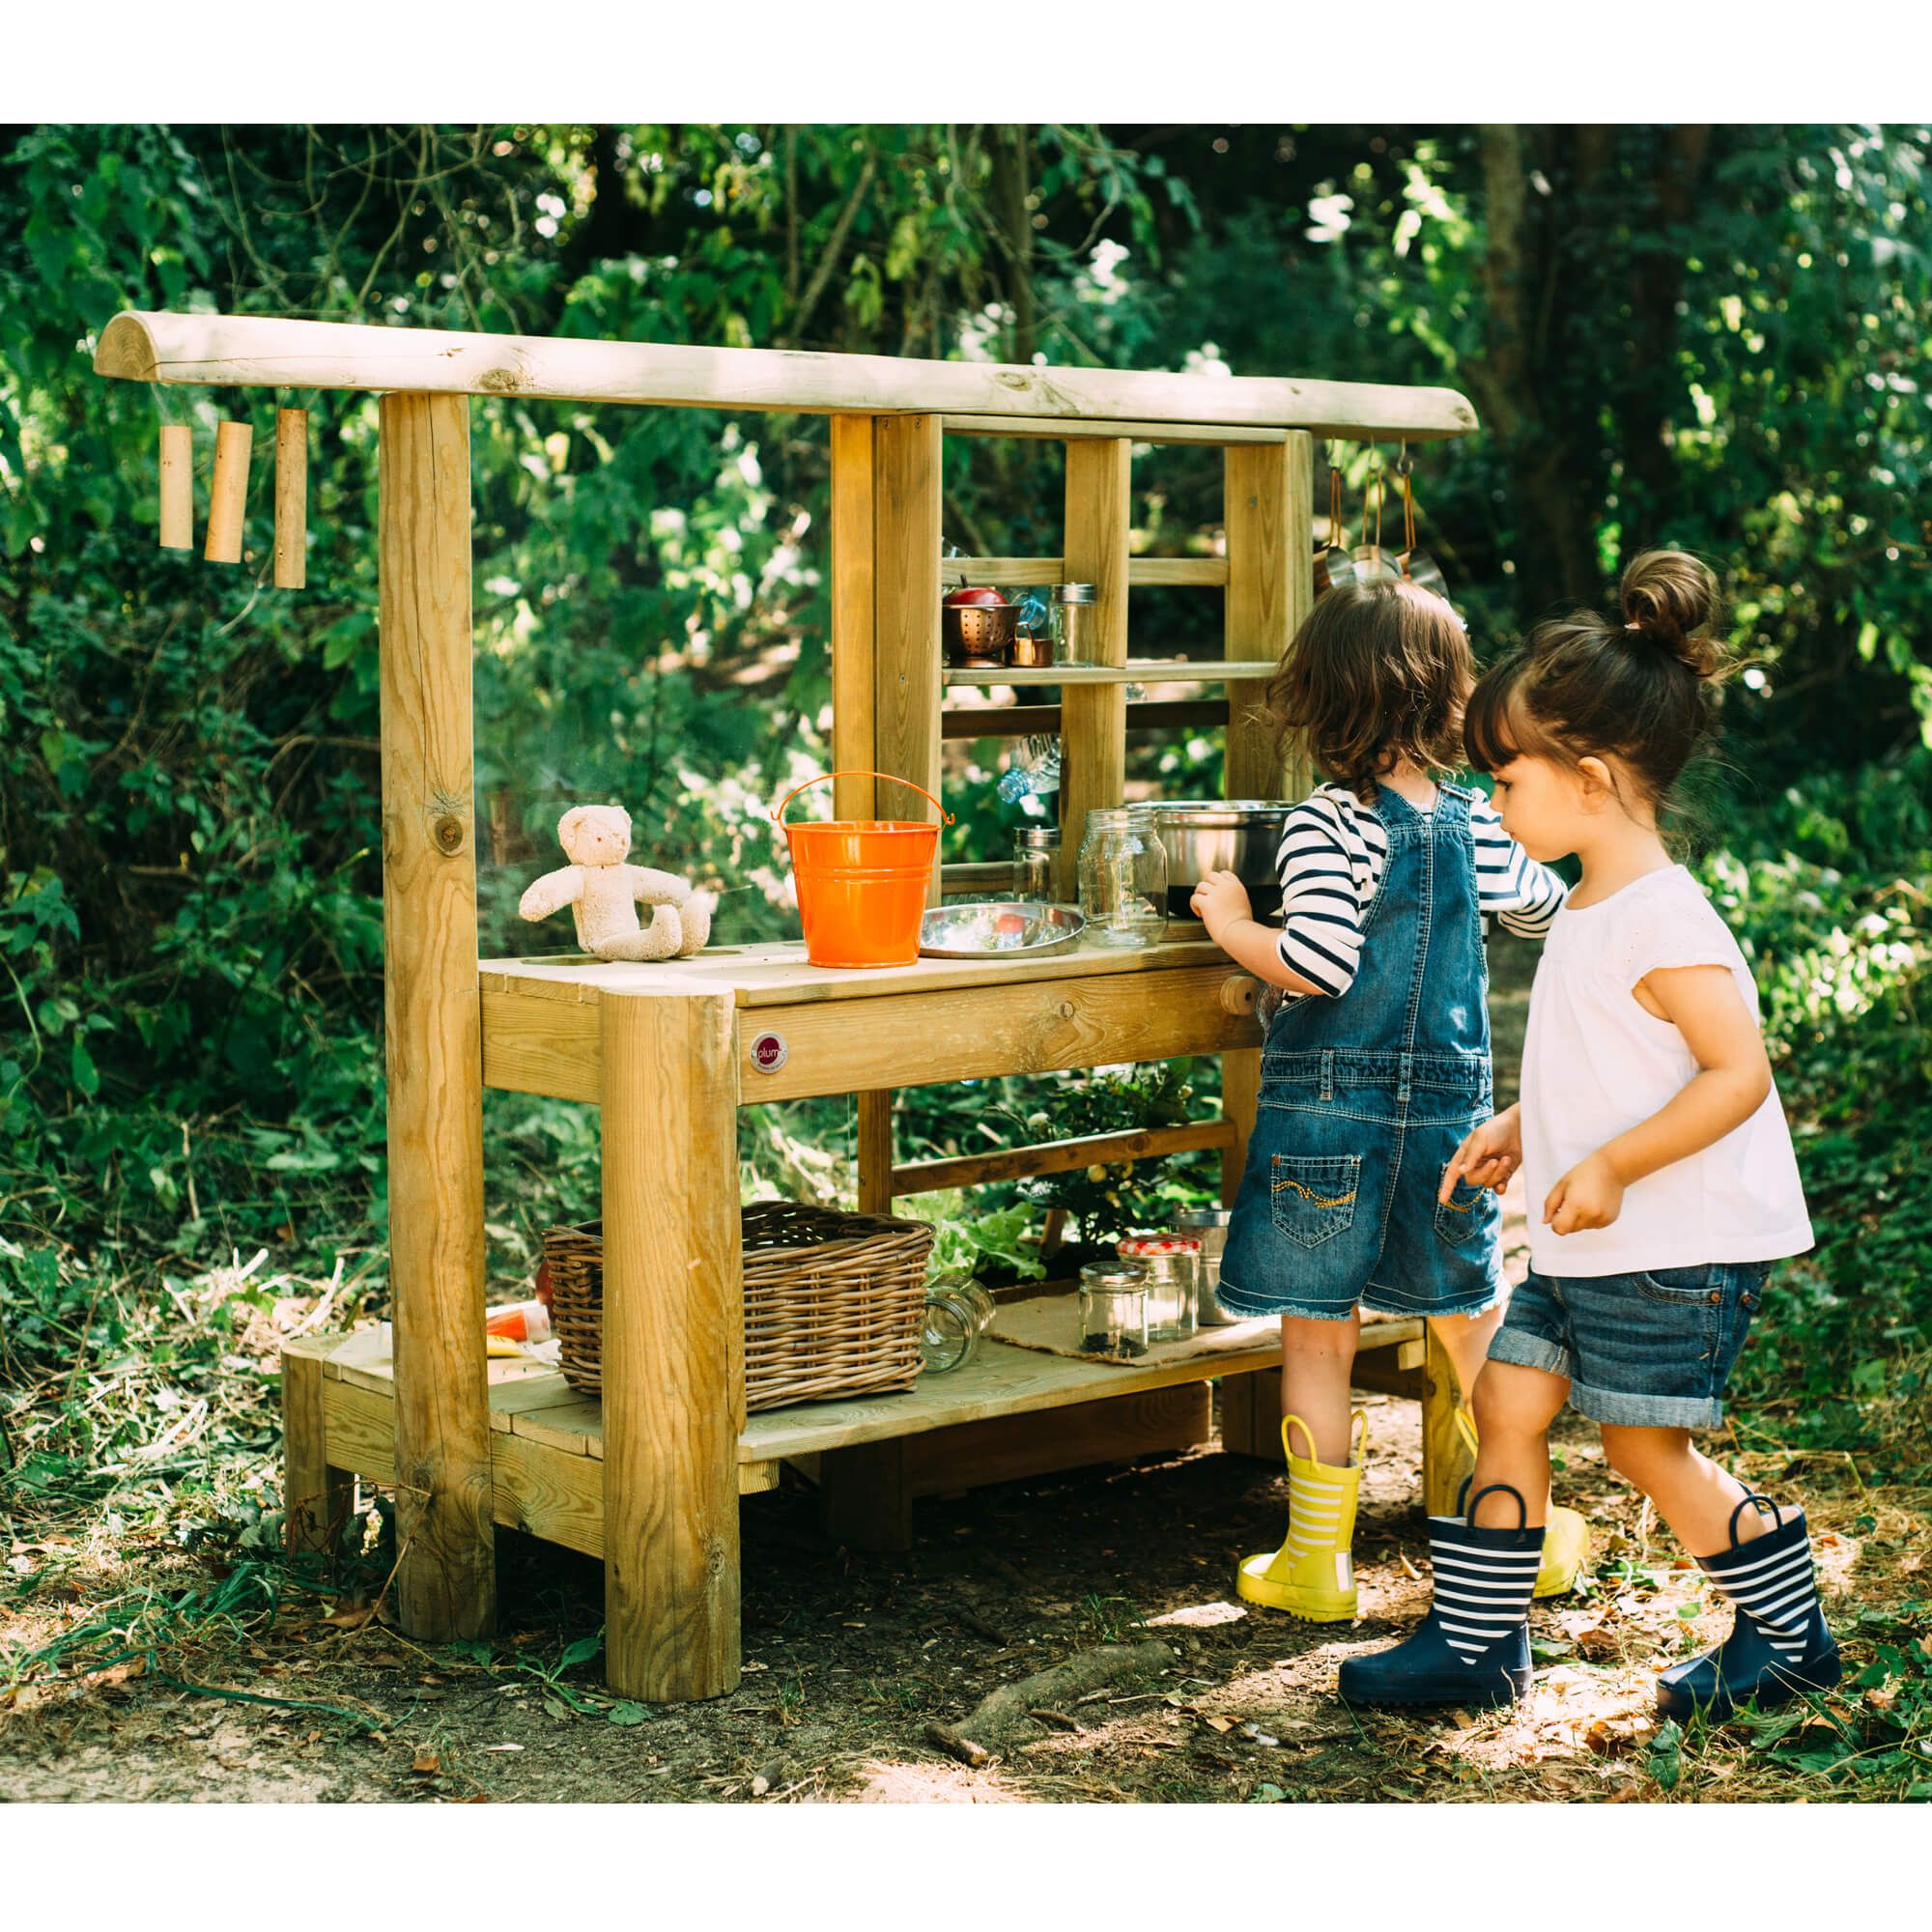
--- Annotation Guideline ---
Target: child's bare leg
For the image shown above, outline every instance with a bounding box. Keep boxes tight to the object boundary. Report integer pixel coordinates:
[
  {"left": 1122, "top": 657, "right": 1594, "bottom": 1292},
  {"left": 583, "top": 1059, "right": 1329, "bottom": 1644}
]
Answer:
[
  {"left": 1598, "top": 1425, "right": 1770, "bottom": 1556},
  {"left": 1280, "top": 1310, "right": 1361, "bottom": 1464},
  {"left": 1427, "top": 1302, "right": 1505, "bottom": 1414},
  {"left": 1468, "top": 1361, "right": 1569, "bottom": 1525}
]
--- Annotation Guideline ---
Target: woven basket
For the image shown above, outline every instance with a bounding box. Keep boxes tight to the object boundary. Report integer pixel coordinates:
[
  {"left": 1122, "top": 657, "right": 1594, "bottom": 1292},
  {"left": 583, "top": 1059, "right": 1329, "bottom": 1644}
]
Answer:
[{"left": 542, "top": 1201, "right": 934, "bottom": 1412}]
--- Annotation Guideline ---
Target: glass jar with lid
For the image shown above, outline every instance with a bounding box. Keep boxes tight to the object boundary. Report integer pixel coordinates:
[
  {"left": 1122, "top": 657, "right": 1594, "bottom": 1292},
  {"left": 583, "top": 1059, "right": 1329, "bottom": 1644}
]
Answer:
[
  {"left": 1079, "top": 1261, "right": 1149, "bottom": 1359},
  {"left": 1052, "top": 582, "right": 1101, "bottom": 666},
  {"left": 1118, "top": 1236, "right": 1201, "bottom": 1343},
  {"left": 1011, "top": 824, "right": 1060, "bottom": 902},
  {"left": 1077, "top": 807, "right": 1168, "bottom": 949}
]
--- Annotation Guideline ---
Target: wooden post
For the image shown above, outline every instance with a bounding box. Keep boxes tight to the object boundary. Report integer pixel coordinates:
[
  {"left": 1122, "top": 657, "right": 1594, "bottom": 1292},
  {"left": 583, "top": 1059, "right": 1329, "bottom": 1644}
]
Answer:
[
  {"left": 857, "top": 1090, "right": 895, "bottom": 1216},
  {"left": 1223, "top": 431, "right": 1313, "bottom": 800},
  {"left": 378, "top": 390, "right": 494, "bottom": 1641},
  {"left": 601, "top": 988, "right": 744, "bottom": 1701},
  {"left": 157, "top": 423, "right": 192, "bottom": 551},
  {"left": 282, "top": 1337, "right": 353, "bottom": 1556},
  {"left": 274, "top": 407, "right": 307, "bottom": 589},
  {"left": 830, "top": 414, "right": 877, "bottom": 822},
  {"left": 872, "top": 414, "right": 943, "bottom": 899},
  {"left": 819, "top": 1439, "right": 913, "bottom": 1552},
  {"left": 204, "top": 418, "right": 253, "bottom": 564},
  {"left": 1059, "top": 439, "right": 1132, "bottom": 899}
]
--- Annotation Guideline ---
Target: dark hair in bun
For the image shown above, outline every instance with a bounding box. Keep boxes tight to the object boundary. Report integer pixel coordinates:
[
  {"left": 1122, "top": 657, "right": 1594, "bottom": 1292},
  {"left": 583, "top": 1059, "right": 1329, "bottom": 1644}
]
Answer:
[{"left": 1463, "top": 549, "right": 1728, "bottom": 811}]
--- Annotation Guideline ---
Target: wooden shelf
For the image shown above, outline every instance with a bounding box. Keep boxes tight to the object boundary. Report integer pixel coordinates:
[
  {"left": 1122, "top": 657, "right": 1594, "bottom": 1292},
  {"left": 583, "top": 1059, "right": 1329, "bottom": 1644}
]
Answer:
[{"left": 945, "top": 659, "right": 1278, "bottom": 688}]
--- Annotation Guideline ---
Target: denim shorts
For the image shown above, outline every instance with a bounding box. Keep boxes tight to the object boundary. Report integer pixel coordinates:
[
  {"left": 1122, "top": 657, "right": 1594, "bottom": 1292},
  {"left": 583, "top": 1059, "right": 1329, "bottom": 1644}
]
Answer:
[{"left": 1486, "top": 1261, "right": 1769, "bottom": 1427}]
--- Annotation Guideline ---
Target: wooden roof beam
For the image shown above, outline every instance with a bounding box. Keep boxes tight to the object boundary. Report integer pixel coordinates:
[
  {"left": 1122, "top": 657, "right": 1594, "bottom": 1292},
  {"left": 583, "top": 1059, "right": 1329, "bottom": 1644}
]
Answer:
[{"left": 94, "top": 311, "right": 1478, "bottom": 440}]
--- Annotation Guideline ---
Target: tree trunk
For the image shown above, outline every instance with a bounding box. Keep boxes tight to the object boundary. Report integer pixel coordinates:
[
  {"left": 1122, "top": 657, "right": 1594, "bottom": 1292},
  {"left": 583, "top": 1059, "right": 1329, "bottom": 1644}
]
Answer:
[{"left": 989, "top": 125, "right": 1037, "bottom": 365}]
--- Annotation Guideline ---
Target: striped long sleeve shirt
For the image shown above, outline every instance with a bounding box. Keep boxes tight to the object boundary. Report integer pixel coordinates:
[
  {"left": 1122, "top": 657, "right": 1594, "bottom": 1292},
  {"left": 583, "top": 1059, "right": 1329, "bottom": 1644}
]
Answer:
[{"left": 1274, "top": 783, "right": 1567, "bottom": 997}]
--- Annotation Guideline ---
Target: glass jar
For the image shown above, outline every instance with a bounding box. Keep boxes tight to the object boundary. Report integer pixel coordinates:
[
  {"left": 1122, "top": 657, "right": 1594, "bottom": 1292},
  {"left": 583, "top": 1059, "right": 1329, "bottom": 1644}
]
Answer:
[
  {"left": 926, "top": 1269, "right": 996, "bottom": 1336},
  {"left": 1079, "top": 1262, "right": 1150, "bottom": 1359},
  {"left": 921, "top": 1284, "right": 980, "bottom": 1375},
  {"left": 1118, "top": 1236, "right": 1201, "bottom": 1343},
  {"left": 1077, "top": 807, "right": 1168, "bottom": 949},
  {"left": 1011, "top": 825, "right": 1060, "bottom": 902},
  {"left": 1176, "top": 1208, "right": 1236, "bottom": 1325},
  {"left": 1052, "top": 582, "right": 1101, "bottom": 666}
]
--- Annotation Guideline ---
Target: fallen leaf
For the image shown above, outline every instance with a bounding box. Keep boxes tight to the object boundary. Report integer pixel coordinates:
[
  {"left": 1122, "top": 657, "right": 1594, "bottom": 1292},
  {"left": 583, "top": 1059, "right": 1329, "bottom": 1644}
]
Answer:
[
  {"left": 412, "top": 1749, "right": 440, "bottom": 1776},
  {"left": 323, "top": 1602, "right": 378, "bottom": 1631},
  {"left": 1398, "top": 1550, "right": 1421, "bottom": 1580},
  {"left": 1206, "top": 1715, "right": 1236, "bottom": 1734}
]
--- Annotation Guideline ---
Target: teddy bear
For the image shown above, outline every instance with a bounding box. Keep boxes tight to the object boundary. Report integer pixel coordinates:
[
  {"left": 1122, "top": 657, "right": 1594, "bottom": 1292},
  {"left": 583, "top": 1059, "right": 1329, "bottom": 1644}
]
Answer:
[{"left": 517, "top": 804, "right": 713, "bottom": 962}]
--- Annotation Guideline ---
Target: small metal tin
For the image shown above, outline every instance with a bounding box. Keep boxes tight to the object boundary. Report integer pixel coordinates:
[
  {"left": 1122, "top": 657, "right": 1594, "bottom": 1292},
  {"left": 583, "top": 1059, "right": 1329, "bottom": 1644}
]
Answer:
[{"left": 1008, "top": 629, "right": 1054, "bottom": 668}]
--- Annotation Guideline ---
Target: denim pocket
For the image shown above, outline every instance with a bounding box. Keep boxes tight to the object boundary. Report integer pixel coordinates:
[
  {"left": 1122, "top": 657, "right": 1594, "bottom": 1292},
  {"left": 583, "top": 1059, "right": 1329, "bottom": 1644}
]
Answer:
[
  {"left": 1268, "top": 1154, "right": 1361, "bottom": 1249},
  {"left": 1634, "top": 1264, "right": 1719, "bottom": 1305},
  {"left": 1434, "top": 1167, "right": 1491, "bottom": 1247}
]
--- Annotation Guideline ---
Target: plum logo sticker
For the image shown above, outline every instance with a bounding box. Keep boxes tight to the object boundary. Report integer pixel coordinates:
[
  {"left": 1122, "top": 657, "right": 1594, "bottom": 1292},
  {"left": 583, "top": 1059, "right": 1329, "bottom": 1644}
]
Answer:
[{"left": 749, "top": 1031, "right": 788, "bottom": 1074}]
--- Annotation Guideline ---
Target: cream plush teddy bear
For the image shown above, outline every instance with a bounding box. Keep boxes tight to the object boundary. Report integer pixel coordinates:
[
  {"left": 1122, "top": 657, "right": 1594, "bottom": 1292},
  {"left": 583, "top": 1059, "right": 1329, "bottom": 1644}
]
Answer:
[{"left": 517, "top": 805, "right": 713, "bottom": 962}]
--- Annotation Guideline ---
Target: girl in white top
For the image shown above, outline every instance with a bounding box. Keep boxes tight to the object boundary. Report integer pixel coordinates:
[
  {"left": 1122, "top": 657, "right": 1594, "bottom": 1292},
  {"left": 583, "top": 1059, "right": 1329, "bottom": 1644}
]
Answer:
[{"left": 1340, "top": 552, "right": 1836, "bottom": 1720}]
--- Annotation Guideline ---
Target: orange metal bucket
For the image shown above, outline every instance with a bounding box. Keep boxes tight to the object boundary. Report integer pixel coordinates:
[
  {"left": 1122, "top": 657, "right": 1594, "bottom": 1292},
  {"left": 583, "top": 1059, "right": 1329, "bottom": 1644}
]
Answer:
[{"left": 774, "top": 771, "right": 954, "bottom": 970}]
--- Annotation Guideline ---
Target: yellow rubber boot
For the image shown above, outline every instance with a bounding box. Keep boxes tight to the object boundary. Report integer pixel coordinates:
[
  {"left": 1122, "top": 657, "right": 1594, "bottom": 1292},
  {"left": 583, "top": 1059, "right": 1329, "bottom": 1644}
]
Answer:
[
  {"left": 1454, "top": 1407, "right": 1591, "bottom": 1599},
  {"left": 1236, "top": 1412, "right": 1366, "bottom": 1622}
]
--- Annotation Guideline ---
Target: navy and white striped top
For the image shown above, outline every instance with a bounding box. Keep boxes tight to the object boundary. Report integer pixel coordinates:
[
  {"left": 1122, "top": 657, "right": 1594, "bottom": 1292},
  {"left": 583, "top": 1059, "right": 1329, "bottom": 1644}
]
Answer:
[{"left": 1275, "top": 783, "right": 1566, "bottom": 997}]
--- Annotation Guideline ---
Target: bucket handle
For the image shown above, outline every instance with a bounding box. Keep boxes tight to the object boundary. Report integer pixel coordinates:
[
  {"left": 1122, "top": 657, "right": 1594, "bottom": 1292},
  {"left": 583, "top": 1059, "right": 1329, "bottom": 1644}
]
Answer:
[{"left": 772, "top": 770, "right": 955, "bottom": 829}]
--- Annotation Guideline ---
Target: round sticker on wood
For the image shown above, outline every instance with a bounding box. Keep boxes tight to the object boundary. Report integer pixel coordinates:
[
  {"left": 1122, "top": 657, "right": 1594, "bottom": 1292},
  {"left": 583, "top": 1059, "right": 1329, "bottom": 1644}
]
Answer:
[{"left": 749, "top": 1031, "right": 788, "bottom": 1074}]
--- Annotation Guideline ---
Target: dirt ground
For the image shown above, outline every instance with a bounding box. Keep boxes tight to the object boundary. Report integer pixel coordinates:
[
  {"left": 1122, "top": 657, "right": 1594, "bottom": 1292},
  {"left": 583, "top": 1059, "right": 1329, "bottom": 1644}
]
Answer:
[{"left": 1, "top": 1377, "right": 1903, "bottom": 1805}]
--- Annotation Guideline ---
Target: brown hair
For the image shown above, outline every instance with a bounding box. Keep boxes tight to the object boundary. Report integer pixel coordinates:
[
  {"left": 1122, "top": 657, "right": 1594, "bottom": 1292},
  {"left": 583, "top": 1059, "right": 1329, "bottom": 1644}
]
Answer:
[
  {"left": 1263, "top": 579, "right": 1476, "bottom": 799},
  {"left": 1463, "top": 551, "right": 1727, "bottom": 810}
]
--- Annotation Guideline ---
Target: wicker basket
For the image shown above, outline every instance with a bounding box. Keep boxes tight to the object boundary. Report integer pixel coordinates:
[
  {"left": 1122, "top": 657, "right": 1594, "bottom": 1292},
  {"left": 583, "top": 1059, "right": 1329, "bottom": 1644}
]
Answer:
[{"left": 542, "top": 1201, "right": 934, "bottom": 1412}]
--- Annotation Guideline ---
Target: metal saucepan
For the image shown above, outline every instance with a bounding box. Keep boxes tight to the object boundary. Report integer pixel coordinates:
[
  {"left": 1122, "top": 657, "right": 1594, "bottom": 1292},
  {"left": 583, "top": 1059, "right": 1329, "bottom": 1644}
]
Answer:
[{"left": 1149, "top": 800, "right": 1293, "bottom": 922}]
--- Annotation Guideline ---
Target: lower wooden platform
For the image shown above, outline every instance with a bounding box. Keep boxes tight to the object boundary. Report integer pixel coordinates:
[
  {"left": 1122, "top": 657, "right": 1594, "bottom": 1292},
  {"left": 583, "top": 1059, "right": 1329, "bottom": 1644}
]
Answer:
[{"left": 281, "top": 1301, "right": 1470, "bottom": 1567}]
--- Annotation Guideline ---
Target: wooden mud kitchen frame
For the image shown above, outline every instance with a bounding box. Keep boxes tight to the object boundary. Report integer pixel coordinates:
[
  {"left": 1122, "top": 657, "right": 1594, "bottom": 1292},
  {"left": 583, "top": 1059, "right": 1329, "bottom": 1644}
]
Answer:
[{"left": 95, "top": 310, "right": 1481, "bottom": 1702}]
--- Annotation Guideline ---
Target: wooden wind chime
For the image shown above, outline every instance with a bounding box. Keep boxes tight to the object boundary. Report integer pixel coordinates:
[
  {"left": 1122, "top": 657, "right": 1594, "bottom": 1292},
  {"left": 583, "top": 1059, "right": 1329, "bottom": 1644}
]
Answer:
[{"left": 157, "top": 402, "right": 308, "bottom": 589}]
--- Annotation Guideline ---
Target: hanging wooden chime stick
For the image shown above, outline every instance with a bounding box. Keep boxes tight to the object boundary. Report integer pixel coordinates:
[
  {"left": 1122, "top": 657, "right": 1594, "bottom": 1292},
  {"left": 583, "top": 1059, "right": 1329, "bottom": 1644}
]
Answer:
[
  {"left": 204, "top": 418, "right": 253, "bottom": 564},
  {"left": 158, "top": 423, "right": 193, "bottom": 551},
  {"left": 274, "top": 407, "right": 307, "bottom": 589}
]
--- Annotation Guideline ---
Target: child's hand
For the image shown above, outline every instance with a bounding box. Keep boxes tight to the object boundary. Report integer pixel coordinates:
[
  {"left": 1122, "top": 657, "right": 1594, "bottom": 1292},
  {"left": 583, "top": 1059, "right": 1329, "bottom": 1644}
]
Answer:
[
  {"left": 1190, "top": 869, "right": 1253, "bottom": 942},
  {"left": 1543, "top": 1151, "right": 1625, "bottom": 1235},
  {"left": 1441, "top": 1107, "right": 1521, "bottom": 1200}
]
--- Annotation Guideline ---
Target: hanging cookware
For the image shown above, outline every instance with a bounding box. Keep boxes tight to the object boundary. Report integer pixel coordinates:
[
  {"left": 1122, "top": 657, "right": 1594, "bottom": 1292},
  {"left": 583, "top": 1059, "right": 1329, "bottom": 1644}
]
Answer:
[
  {"left": 1313, "top": 453, "right": 1355, "bottom": 598},
  {"left": 1394, "top": 446, "right": 1450, "bottom": 603},
  {"left": 1351, "top": 452, "right": 1400, "bottom": 586}
]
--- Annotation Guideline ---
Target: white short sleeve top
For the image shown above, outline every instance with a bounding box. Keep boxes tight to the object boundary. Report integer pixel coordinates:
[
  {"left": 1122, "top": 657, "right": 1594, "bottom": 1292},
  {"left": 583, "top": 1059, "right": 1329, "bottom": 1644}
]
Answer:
[{"left": 1520, "top": 864, "right": 1813, "bottom": 1278}]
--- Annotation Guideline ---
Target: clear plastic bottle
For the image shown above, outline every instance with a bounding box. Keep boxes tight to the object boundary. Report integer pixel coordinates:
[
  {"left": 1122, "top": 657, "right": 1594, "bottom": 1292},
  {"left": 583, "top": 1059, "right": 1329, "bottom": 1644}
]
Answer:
[{"left": 1077, "top": 807, "right": 1168, "bottom": 949}]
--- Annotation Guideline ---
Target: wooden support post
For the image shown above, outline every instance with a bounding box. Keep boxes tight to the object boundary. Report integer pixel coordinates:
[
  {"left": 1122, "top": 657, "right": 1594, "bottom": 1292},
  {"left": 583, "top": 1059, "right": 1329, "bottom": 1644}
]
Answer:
[
  {"left": 601, "top": 988, "right": 743, "bottom": 1701},
  {"left": 1219, "top": 1366, "right": 1282, "bottom": 1462},
  {"left": 1058, "top": 439, "right": 1131, "bottom": 899},
  {"left": 819, "top": 1438, "right": 912, "bottom": 1552},
  {"left": 204, "top": 418, "right": 253, "bottom": 564},
  {"left": 274, "top": 407, "right": 307, "bottom": 589},
  {"left": 378, "top": 390, "right": 494, "bottom": 1641},
  {"left": 1223, "top": 431, "right": 1313, "bottom": 800},
  {"left": 157, "top": 423, "right": 192, "bottom": 551},
  {"left": 872, "top": 414, "right": 943, "bottom": 901},
  {"left": 281, "top": 1338, "right": 352, "bottom": 1556},
  {"left": 857, "top": 1090, "right": 894, "bottom": 1215},
  {"left": 1419, "top": 1323, "right": 1474, "bottom": 1520},
  {"left": 830, "top": 414, "right": 877, "bottom": 821}
]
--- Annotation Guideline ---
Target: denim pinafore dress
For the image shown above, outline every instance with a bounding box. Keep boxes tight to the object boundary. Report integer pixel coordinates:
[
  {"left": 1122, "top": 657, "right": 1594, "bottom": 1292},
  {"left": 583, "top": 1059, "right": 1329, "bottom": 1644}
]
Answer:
[{"left": 1217, "top": 782, "right": 1506, "bottom": 1321}]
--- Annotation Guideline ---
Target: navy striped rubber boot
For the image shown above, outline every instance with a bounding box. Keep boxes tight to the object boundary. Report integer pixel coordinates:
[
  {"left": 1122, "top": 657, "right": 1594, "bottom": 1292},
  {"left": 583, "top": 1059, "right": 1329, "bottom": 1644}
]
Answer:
[
  {"left": 1338, "top": 1484, "right": 1544, "bottom": 1711},
  {"left": 1657, "top": 1495, "right": 1841, "bottom": 1721}
]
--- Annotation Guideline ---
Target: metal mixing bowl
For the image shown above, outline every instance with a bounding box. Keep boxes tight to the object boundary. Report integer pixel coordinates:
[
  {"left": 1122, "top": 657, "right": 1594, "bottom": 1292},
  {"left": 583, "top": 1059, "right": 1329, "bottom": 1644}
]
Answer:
[
  {"left": 1150, "top": 801, "right": 1292, "bottom": 920},
  {"left": 919, "top": 901, "right": 1085, "bottom": 959}
]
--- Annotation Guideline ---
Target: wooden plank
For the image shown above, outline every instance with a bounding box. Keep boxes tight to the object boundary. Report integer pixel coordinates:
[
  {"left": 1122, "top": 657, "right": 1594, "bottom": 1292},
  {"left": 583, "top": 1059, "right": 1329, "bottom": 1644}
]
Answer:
[
  {"left": 942, "top": 413, "right": 1291, "bottom": 446},
  {"left": 282, "top": 1339, "right": 352, "bottom": 1557},
  {"left": 904, "top": 1382, "right": 1211, "bottom": 1495},
  {"left": 203, "top": 418, "right": 252, "bottom": 564},
  {"left": 939, "top": 555, "right": 1063, "bottom": 587},
  {"left": 738, "top": 1321, "right": 1421, "bottom": 1463},
  {"left": 891, "top": 1119, "right": 1235, "bottom": 1198},
  {"left": 1058, "top": 439, "right": 1131, "bottom": 900},
  {"left": 741, "top": 963, "right": 1262, "bottom": 1102},
  {"left": 157, "top": 422, "right": 192, "bottom": 550},
  {"left": 273, "top": 407, "right": 306, "bottom": 589},
  {"left": 601, "top": 988, "right": 742, "bottom": 1702},
  {"left": 938, "top": 861, "right": 1012, "bottom": 894},
  {"left": 740, "top": 1460, "right": 781, "bottom": 1495},
  {"left": 1128, "top": 557, "right": 1229, "bottom": 586},
  {"left": 481, "top": 984, "right": 599, "bottom": 1103},
  {"left": 379, "top": 389, "right": 494, "bottom": 1642},
  {"left": 857, "top": 1090, "right": 895, "bottom": 1216},
  {"left": 872, "top": 414, "right": 944, "bottom": 905},
  {"left": 830, "top": 414, "right": 876, "bottom": 820},
  {"left": 510, "top": 1398, "right": 608, "bottom": 1458},
  {"left": 1221, "top": 1049, "right": 1261, "bottom": 1209},
  {"left": 944, "top": 660, "right": 1276, "bottom": 688},
  {"left": 1224, "top": 440, "right": 1293, "bottom": 802},
  {"left": 97, "top": 311, "right": 1481, "bottom": 440}
]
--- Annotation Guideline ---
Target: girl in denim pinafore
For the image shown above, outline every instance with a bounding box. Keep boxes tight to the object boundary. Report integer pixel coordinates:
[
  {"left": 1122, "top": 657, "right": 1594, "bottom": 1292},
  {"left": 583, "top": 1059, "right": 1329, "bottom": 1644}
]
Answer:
[
  {"left": 1221, "top": 781, "right": 1503, "bottom": 1320},
  {"left": 1190, "top": 580, "right": 1573, "bottom": 1625}
]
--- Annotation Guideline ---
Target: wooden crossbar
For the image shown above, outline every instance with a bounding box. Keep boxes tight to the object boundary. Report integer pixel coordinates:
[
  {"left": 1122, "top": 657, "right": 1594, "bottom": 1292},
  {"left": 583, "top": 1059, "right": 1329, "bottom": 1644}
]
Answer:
[
  {"left": 940, "top": 555, "right": 1230, "bottom": 588},
  {"left": 890, "top": 1120, "right": 1236, "bottom": 1198}
]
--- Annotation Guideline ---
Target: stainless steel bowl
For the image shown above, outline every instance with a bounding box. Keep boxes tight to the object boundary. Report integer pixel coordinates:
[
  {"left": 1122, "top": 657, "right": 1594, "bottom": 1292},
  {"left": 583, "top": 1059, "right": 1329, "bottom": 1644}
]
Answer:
[
  {"left": 920, "top": 901, "right": 1086, "bottom": 959},
  {"left": 1150, "top": 801, "right": 1292, "bottom": 921}
]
